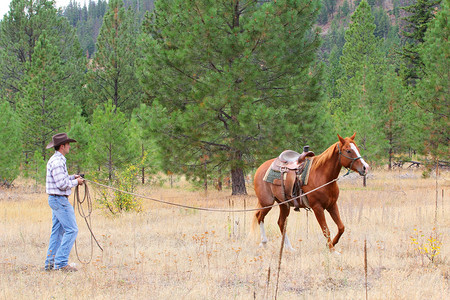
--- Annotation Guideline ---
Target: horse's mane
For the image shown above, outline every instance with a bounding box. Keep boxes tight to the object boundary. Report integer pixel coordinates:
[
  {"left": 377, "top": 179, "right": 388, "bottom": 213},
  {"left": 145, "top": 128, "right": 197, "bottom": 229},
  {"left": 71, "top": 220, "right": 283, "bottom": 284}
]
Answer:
[{"left": 312, "top": 142, "right": 338, "bottom": 169}]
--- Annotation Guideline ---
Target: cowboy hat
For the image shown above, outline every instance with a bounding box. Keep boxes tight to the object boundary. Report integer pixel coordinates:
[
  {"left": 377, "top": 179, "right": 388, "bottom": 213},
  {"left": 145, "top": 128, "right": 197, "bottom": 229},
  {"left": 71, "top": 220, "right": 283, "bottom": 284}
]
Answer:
[{"left": 46, "top": 133, "right": 77, "bottom": 149}]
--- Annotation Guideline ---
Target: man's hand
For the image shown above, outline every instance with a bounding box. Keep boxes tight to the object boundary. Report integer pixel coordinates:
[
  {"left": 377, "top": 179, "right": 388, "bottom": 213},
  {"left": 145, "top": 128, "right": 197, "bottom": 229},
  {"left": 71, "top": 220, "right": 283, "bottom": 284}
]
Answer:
[{"left": 77, "top": 177, "right": 85, "bottom": 186}]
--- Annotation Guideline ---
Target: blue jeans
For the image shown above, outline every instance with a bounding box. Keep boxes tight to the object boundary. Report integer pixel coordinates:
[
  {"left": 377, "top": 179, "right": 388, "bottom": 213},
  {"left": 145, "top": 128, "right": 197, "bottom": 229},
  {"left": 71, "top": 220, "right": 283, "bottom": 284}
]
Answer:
[{"left": 44, "top": 195, "right": 78, "bottom": 269}]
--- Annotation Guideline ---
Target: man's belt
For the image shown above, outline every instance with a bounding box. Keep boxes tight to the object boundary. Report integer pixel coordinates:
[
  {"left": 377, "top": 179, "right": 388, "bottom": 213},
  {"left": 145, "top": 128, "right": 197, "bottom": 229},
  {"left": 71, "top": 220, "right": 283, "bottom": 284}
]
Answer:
[{"left": 49, "top": 194, "right": 68, "bottom": 198}]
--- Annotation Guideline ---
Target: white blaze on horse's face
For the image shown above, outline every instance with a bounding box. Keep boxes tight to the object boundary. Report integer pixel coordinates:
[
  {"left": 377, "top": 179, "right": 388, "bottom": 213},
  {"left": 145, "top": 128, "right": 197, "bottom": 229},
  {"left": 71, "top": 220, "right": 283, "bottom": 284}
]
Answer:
[{"left": 350, "top": 143, "right": 370, "bottom": 175}]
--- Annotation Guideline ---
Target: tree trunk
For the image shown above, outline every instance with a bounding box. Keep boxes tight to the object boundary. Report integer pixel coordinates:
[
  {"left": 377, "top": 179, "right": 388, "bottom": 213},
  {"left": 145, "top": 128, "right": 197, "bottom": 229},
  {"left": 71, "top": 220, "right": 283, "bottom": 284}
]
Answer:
[{"left": 231, "top": 167, "right": 247, "bottom": 195}]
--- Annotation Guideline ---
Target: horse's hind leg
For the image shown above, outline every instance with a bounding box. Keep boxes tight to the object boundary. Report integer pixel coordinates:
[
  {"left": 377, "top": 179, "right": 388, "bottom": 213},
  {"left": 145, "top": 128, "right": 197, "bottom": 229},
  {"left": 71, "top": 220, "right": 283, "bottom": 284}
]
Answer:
[{"left": 255, "top": 205, "right": 272, "bottom": 247}]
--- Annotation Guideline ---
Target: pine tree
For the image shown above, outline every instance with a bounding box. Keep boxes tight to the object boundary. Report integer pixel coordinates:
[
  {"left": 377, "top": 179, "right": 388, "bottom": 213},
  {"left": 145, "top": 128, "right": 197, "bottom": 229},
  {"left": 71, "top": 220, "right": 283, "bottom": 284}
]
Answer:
[
  {"left": 88, "top": 100, "right": 140, "bottom": 182},
  {"left": 415, "top": 0, "right": 449, "bottom": 161},
  {"left": 17, "top": 32, "right": 79, "bottom": 160},
  {"left": 67, "top": 111, "right": 91, "bottom": 173},
  {"left": 0, "top": 0, "right": 85, "bottom": 108},
  {"left": 378, "top": 67, "right": 409, "bottom": 168},
  {"left": 332, "top": 0, "right": 386, "bottom": 159},
  {"left": 85, "top": 0, "right": 143, "bottom": 117},
  {"left": 138, "top": 0, "right": 331, "bottom": 194},
  {"left": 400, "top": 0, "right": 441, "bottom": 85},
  {"left": 0, "top": 101, "right": 22, "bottom": 187},
  {"left": 340, "top": 0, "right": 382, "bottom": 79}
]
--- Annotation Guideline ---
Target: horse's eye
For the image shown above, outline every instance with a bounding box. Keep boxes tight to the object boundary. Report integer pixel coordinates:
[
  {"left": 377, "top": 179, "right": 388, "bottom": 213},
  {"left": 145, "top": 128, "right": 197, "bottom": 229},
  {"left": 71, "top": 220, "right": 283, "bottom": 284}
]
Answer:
[{"left": 347, "top": 150, "right": 351, "bottom": 154}]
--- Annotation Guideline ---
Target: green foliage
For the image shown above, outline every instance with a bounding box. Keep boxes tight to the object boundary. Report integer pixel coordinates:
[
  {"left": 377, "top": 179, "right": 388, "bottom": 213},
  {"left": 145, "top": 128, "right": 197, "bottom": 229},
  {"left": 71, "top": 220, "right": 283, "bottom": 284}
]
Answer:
[
  {"left": 0, "top": 0, "right": 86, "bottom": 108},
  {"left": 377, "top": 67, "right": 411, "bottom": 168},
  {"left": 96, "top": 162, "right": 143, "bottom": 214},
  {"left": 88, "top": 100, "right": 140, "bottom": 182},
  {"left": 332, "top": 1, "right": 384, "bottom": 150},
  {"left": 67, "top": 111, "right": 91, "bottom": 173},
  {"left": 17, "top": 32, "right": 79, "bottom": 160},
  {"left": 0, "top": 101, "right": 22, "bottom": 187},
  {"left": 84, "top": 0, "right": 144, "bottom": 117},
  {"left": 399, "top": 0, "right": 441, "bottom": 85},
  {"left": 138, "top": 0, "right": 332, "bottom": 194},
  {"left": 340, "top": 0, "right": 382, "bottom": 79},
  {"left": 30, "top": 150, "right": 47, "bottom": 187},
  {"left": 415, "top": 0, "right": 449, "bottom": 160}
]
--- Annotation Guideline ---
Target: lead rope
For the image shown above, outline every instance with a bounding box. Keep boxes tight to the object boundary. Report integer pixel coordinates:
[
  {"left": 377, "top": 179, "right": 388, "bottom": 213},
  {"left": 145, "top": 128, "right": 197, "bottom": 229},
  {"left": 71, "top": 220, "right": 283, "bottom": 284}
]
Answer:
[
  {"left": 73, "top": 182, "right": 103, "bottom": 264},
  {"left": 85, "top": 173, "right": 348, "bottom": 213}
]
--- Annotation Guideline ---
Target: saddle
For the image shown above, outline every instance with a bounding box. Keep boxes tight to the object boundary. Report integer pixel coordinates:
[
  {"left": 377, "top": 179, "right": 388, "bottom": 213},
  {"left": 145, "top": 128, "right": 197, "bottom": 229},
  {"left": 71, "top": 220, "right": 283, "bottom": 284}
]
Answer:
[
  {"left": 271, "top": 148, "right": 315, "bottom": 172},
  {"left": 270, "top": 146, "right": 315, "bottom": 211}
]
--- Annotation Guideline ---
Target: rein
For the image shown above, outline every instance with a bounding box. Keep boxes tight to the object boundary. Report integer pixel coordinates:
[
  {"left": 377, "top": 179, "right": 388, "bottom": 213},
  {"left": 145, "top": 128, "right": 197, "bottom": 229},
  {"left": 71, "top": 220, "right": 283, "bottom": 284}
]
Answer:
[{"left": 73, "top": 181, "right": 103, "bottom": 264}]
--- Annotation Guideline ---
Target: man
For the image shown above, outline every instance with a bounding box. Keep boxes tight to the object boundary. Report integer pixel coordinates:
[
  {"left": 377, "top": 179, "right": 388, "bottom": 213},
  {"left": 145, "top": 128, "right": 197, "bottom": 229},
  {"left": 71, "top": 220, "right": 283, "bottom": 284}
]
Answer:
[{"left": 44, "top": 133, "right": 84, "bottom": 272}]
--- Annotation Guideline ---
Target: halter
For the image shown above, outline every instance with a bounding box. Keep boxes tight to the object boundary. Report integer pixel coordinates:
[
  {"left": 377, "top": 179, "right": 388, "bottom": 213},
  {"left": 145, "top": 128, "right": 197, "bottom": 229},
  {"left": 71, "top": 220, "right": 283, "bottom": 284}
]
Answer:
[{"left": 337, "top": 143, "right": 362, "bottom": 173}]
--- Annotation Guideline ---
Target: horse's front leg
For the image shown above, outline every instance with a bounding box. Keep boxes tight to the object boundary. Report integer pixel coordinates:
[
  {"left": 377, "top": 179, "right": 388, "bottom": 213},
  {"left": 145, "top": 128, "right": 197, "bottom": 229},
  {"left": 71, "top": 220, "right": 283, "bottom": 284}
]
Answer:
[
  {"left": 327, "top": 203, "right": 345, "bottom": 247},
  {"left": 312, "top": 207, "right": 334, "bottom": 251},
  {"left": 278, "top": 203, "right": 295, "bottom": 251}
]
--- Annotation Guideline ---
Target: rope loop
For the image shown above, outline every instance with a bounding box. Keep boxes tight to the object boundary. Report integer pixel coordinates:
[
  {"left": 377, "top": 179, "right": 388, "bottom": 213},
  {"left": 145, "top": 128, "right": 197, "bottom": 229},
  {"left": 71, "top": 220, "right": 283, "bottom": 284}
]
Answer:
[{"left": 73, "top": 182, "right": 103, "bottom": 264}]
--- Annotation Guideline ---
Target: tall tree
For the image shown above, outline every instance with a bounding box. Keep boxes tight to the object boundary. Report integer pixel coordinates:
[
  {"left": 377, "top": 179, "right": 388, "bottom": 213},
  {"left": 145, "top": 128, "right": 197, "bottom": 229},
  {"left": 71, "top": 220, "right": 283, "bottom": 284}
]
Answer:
[
  {"left": 399, "top": 0, "right": 441, "bottom": 85},
  {"left": 138, "top": 0, "right": 331, "bottom": 194},
  {"left": 88, "top": 100, "right": 140, "bottom": 182},
  {"left": 378, "top": 67, "right": 409, "bottom": 168},
  {"left": 339, "top": 0, "right": 383, "bottom": 79},
  {"left": 85, "top": 0, "right": 143, "bottom": 117},
  {"left": 0, "top": 0, "right": 85, "bottom": 108},
  {"left": 17, "top": 32, "right": 78, "bottom": 160},
  {"left": 67, "top": 111, "right": 91, "bottom": 173},
  {"left": 332, "top": 0, "right": 386, "bottom": 159},
  {"left": 415, "top": 0, "right": 449, "bottom": 161}
]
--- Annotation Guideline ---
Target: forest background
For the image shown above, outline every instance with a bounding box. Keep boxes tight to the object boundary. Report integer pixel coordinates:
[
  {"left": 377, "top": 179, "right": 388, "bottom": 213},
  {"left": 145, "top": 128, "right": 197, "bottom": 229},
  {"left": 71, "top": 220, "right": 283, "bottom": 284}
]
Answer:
[{"left": 0, "top": 0, "right": 448, "bottom": 199}]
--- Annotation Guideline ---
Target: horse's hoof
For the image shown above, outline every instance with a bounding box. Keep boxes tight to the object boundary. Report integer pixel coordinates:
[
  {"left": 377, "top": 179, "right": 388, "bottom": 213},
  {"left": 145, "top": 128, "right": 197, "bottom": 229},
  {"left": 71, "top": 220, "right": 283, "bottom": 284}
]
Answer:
[
  {"left": 286, "top": 246, "right": 296, "bottom": 252},
  {"left": 332, "top": 250, "right": 341, "bottom": 255},
  {"left": 294, "top": 208, "right": 300, "bottom": 212}
]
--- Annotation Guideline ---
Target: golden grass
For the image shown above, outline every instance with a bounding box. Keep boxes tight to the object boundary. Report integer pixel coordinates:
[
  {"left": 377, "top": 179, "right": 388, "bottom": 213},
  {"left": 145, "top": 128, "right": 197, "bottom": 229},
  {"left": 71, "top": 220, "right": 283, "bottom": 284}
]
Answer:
[{"left": 0, "top": 169, "right": 448, "bottom": 299}]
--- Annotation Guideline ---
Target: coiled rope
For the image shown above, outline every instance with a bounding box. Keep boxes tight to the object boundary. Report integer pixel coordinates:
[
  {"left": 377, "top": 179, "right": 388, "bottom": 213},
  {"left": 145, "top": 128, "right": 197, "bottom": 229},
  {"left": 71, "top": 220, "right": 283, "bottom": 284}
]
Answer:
[{"left": 73, "top": 182, "right": 103, "bottom": 264}]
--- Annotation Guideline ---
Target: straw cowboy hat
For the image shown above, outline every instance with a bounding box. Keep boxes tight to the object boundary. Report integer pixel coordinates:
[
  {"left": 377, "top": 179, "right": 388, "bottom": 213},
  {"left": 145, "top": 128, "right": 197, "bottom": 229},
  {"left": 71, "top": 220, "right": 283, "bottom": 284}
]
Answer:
[{"left": 46, "top": 133, "right": 77, "bottom": 149}]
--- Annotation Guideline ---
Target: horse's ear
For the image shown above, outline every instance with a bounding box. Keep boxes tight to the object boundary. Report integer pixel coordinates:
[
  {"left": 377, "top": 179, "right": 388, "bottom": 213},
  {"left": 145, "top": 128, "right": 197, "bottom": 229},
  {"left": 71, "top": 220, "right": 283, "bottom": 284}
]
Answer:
[
  {"left": 337, "top": 134, "right": 346, "bottom": 145},
  {"left": 350, "top": 132, "right": 356, "bottom": 140}
]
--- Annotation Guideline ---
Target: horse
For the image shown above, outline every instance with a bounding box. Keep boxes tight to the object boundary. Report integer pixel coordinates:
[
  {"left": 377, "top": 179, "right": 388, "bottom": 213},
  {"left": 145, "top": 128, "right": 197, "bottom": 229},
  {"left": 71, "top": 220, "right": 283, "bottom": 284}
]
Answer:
[{"left": 252, "top": 133, "right": 369, "bottom": 252}]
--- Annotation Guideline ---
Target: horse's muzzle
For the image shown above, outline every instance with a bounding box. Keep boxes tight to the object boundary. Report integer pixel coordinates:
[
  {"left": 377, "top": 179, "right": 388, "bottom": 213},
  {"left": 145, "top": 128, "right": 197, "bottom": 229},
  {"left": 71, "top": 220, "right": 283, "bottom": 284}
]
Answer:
[{"left": 358, "top": 165, "right": 369, "bottom": 176}]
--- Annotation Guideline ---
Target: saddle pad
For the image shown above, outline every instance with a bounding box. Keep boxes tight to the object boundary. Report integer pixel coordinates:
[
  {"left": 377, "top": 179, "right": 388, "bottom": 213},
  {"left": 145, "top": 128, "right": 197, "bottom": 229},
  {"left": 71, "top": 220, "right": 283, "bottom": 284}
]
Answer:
[
  {"left": 300, "top": 157, "right": 314, "bottom": 186},
  {"left": 263, "top": 167, "right": 286, "bottom": 184}
]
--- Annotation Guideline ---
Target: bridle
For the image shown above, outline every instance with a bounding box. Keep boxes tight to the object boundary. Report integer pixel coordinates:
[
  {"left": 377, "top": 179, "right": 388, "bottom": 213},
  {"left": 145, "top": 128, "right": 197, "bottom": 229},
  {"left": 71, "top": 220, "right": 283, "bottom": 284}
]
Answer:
[{"left": 337, "top": 143, "right": 362, "bottom": 172}]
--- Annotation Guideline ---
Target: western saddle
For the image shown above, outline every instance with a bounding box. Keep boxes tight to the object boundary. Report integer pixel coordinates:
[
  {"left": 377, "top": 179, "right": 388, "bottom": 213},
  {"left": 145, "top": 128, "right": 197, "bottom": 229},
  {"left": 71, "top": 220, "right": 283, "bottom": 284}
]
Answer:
[{"left": 270, "top": 146, "right": 315, "bottom": 211}]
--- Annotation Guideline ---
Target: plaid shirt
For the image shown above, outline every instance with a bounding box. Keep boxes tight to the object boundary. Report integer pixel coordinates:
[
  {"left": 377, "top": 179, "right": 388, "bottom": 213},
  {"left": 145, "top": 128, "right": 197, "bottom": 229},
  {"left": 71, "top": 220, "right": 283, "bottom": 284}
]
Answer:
[{"left": 46, "top": 151, "right": 78, "bottom": 196}]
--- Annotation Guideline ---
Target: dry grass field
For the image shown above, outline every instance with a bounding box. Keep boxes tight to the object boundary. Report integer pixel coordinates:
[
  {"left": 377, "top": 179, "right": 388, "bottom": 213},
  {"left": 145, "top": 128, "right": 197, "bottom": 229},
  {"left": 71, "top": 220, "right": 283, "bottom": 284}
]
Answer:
[{"left": 1, "top": 169, "right": 448, "bottom": 299}]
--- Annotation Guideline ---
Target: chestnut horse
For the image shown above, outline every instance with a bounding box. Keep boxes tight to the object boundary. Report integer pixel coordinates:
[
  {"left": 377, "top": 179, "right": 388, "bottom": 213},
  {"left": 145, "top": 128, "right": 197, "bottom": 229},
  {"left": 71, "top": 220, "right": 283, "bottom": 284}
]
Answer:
[{"left": 253, "top": 133, "right": 369, "bottom": 252}]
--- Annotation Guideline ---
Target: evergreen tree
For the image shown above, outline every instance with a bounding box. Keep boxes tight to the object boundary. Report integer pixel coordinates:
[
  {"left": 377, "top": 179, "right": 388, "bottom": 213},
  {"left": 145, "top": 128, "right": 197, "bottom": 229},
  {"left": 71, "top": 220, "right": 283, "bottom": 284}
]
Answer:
[
  {"left": 339, "top": 0, "right": 382, "bottom": 79},
  {"left": 138, "top": 0, "right": 331, "bottom": 194},
  {"left": 415, "top": 0, "right": 449, "bottom": 161},
  {"left": 325, "top": 45, "right": 343, "bottom": 99},
  {"left": 67, "top": 111, "right": 91, "bottom": 173},
  {"left": 85, "top": 0, "right": 143, "bottom": 117},
  {"left": 0, "top": 101, "right": 22, "bottom": 187},
  {"left": 332, "top": 0, "right": 386, "bottom": 159},
  {"left": 0, "top": 0, "right": 85, "bottom": 108},
  {"left": 399, "top": 0, "right": 441, "bottom": 85},
  {"left": 378, "top": 67, "right": 409, "bottom": 168},
  {"left": 17, "top": 32, "right": 79, "bottom": 160},
  {"left": 88, "top": 100, "right": 140, "bottom": 182}
]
